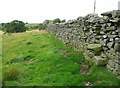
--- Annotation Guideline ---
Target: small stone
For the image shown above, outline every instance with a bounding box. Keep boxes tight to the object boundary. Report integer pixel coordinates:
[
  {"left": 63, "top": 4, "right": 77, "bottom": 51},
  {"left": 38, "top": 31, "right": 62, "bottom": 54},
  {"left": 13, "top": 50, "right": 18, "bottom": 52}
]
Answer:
[
  {"left": 99, "top": 39, "right": 106, "bottom": 46},
  {"left": 114, "top": 43, "right": 120, "bottom": 51},
  {"left": 112, "top": 31, "right": 116, "bottom": 35},
  {"left": 115, "top": 38, "right": 119, "bottom": 42},
  {"left": 107, "top": 42, "right": 114, "bottom": 48},
  {"left": 103, "top": 39, "right": 108, "bottom": 44},
  {"left": 101, "top": 52, "right": 107, "bottom": 58},
  {"left": 118, "top": 28, "right": 120, "bottom": 33},
  {"left": 100, "top": 31, "right": 105, "bottom": 35},
  {"left": 106, "top": 26, "right": 115, "bottom": 31},
  {"left": 112, "top": 10, "right": 120, "bottom": 18},
  {"left": 84, "top": 82, "right": 93, "bottom": 86},
  {"left": 103, "top": 47, "right": 109, "bottom": 51},
  {"left": 101, "top": 11, "right": 112, "bottom": 16},
  {"left": 95, "top": 36, "right": 102, "bottom": 39},
  {"left": 109, "top": 38, "right": 114, "bottom": 42},
  {"left": 103, "top": 35, "right": 107, "bottom": 38},
  {"left": 108, "top": 60, "right": 115, "bottom": 68},
  {"left": 108, "top": 35, "right": 117, "bottom": 38},
  {"left": 110, "top": 19, "right": 120, "bottom": 22},
  {"left": 107, "top": 23, "right": 112, "bottom": 26},
  {"left": 94, "top": 56, "right": 108, "bottom": 65}
]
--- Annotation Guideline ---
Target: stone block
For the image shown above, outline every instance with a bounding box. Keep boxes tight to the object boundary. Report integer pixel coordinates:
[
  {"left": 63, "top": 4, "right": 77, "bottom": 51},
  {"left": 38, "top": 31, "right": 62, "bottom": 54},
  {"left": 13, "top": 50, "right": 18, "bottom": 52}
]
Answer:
[
  {"left": 108, "top": 60, "right": 115, "bottom": 68},
  {"left": 87, "top": 44, "right": 102, "bottom": 51},
  {"left": 94, "top": 56, "right": 108, "bottom": 65},
  {"left": 106, "top": 26, "right": 115, "bottom": 31},
  {"left": 107, "top": 42, "right": 114, "bottom": 48},
  {"left": 114, "top": 43, "right": 120, "bottom": 51}
]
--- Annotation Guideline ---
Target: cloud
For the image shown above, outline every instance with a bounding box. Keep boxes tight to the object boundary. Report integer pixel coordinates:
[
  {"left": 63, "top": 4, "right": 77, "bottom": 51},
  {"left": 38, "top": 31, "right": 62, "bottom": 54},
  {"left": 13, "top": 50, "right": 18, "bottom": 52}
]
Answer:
[{"left": 0, "top": 0, "right": 119, "bottom": 23}]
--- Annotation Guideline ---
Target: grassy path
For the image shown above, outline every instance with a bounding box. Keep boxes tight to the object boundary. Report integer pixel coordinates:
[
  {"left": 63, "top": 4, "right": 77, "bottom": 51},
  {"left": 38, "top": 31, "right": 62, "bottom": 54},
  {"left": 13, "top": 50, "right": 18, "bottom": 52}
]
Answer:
[{"left": 2, "top": 30, "right": 120, "bottom": 86}]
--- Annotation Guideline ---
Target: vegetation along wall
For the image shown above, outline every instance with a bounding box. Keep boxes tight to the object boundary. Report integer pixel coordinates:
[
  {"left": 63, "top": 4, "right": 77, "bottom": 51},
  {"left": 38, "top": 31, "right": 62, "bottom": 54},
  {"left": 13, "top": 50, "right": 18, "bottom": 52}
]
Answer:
[{"left": 46, "top": 10, "right": 120, "bottom": 78}]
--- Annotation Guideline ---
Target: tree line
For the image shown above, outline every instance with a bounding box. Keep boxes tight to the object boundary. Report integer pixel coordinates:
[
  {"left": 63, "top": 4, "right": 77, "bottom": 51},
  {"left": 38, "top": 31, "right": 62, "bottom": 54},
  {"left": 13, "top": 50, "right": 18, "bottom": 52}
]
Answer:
[{"left": 0, "top": 18, "right": 65, "bottom": 33}]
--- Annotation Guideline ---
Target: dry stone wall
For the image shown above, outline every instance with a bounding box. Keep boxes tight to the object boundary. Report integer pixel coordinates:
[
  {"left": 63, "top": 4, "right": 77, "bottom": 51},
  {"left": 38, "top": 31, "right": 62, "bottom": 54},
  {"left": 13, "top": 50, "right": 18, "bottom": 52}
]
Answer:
[{"left": 46, "top": 10, "right": 120, "bottom": 78}]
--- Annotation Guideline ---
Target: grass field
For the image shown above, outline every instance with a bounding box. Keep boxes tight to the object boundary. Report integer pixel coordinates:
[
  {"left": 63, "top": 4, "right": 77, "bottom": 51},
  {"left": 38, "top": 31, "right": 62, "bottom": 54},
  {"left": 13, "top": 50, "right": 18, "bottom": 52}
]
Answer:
[
  {"left": 25, "top": 23, "right": 39, "bottom": 30},
  {"left": 2, "top": 30, "right": 120, "bottom": 86}
]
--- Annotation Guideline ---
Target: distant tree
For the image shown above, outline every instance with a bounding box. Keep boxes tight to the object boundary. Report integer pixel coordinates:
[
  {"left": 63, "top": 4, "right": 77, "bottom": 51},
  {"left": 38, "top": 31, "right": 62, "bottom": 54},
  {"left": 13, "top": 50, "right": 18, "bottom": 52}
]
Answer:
[
  {"left": 25, "top": 22, "right": 29, "bottom": 24},
  {"left": 38, "top": 18, "right": 62, "bottom": 30},
  {"left": 39, "top": 23, "right": 46, "bottom": 30},
  {"left": 61, "top": 19, "right": 66, "bottom": 23},
  {"left": 2, "top": 20, "right": 26, "bottom": 33},
  {"left": 43, "top": 20, "right": 50, "bottom": 24},
  {"left": 53, "top": 18, "right": 61, "bottom": 24},
  {"left": 0, "top": 24, "right": 2, "bottom": 30}
]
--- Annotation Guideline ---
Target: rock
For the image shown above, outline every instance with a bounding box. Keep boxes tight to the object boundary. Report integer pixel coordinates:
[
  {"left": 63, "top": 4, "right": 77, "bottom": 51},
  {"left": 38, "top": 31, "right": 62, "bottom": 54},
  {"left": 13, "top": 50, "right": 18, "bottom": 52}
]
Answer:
[
  {"left": 103, "top": 16, "right": 109, "bottom": 20},
  {"left": 110, "top": 18, "right": 120, "bottom": 22},
  {"left": 112, "top": 10, "right": 120, "bottom": 18},
  {"left": 107, "top": 42, "right": 114, "bottom": 48},
  {"left": 103, "top": 39, "right": 108, "bottom": 44},
  {"left": 108, "top": 60, "right": 115, "bottom": 68},
  {"left": 106, "top": 26, "right": 115, "bottom": 31},
  {"left": 101, "top": 52, "right": 107, "bottom": 58},
  {"left": 109, "top": 55, "right": 116, "bottom": 60},
  {"left": 95, "top": 36, "right": 102, "bottom": 39},
  {"left": 100, "top": 31, "right": 105, "bottom": 35},
  {"left": 87, "top": 44, "right": 102, "bottom": 51},
  {"left": 111, "top": 31, "right": 116, "bottom": 35},
  {"left": 47, "top": 10, "right": 120, "bottom": 78},
  {"left": 85, "top": 13, "right": 98, "bottom": 19},
  {"left": 101, "top": 11, "right": 112, "bottom": 16},
  {"left": 67, "top": 20, "right": 74, "bottom": 24},
  {"left": 84, "top": 26, "right": 88, "bottom": 31},
  {"left": 99, "top": 39, "right": 106, "bottom": 46},
  {"left": 118, "top": 28, "right": 120, "bottom": 33},
  {"left": 94, "top": 56, "right": 108, "bottom": 65},
  {"left": 77, "top": 16, "right": 83, "bottom": 20},
  {"left": 114, "top": 43, "right": 120, "bottom": 51},
  {"left": 103, "top": 35, "right": 107, "bottom": 38},
  {"left": 103, "top": 47, "right": 109, "bottom": 51},
  {"left": 92, "top": 27, "right": 101, "bottom": 30},
  {"left": 107, "top": 23, "right": 112, "bottom": 26},
  {"left": 109, "top": 38, "right": 114, "bottom": 42},
  {"left": 115, "top": 38, "right": 119, "bottom": 42},
  {"left": 88, "top": 17, "right": 100, "bottom": 23},
  {"left": 108, "top": 35, "right": 117, "bottom": 38},
  {"left": 109, "top": 48, "right": 116, "bottom": 56}
]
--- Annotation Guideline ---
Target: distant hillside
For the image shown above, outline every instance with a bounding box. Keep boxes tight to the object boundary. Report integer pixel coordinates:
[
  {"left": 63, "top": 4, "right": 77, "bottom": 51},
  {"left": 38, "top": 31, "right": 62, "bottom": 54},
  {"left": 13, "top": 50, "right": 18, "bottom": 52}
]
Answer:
[
  {"left": 0, "top": 24, "right": 2, "bottom": 30},
  {"left": 25, "top": 23, "right": 39, "bottom": 30}
]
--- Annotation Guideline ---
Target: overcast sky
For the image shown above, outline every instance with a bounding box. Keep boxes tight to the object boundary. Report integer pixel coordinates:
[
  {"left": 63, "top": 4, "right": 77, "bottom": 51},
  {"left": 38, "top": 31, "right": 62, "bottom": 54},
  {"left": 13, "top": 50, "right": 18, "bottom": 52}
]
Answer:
[{"left": 0, "top": 0, "right": 119, "bottom": 23}]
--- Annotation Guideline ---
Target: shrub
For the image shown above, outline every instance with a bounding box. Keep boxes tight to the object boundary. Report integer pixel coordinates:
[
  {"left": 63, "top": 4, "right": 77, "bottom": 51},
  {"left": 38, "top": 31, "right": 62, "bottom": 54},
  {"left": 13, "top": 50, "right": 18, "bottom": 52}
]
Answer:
[
  {"left": 2, "top": 20, "right": 26, "bottom": 33},
  {"left": 39, "top": 23, "right": 47, "bottom": 30}
]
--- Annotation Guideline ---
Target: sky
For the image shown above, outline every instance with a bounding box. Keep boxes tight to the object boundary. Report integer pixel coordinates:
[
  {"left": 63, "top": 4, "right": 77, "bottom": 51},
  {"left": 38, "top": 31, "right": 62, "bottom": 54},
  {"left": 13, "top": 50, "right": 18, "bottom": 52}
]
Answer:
[{"left": 0, "top": 0, "right": 119, "bottom": 23}]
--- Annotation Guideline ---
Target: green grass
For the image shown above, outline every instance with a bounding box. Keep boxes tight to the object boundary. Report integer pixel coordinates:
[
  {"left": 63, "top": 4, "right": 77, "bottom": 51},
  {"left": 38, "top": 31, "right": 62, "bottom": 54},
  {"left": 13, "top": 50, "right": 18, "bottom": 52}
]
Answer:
[
  {"left": 2, "top": 30, "right": 120, "bottom": 86},
  {"left": 0, "top": 33, "right": 2, "bottom": 87},
  {"left": 0, "top": 30, "right": 4, "bottom": 34}
]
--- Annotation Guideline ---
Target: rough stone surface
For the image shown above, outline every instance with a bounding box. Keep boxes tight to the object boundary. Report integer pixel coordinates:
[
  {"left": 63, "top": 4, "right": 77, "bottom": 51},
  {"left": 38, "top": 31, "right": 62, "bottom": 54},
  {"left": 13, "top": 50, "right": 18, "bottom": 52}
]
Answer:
[
  {"left": 46, "top": 10, "right": 120, "bottom": 78},
  {"left": 94, "top": 56, "right": 108, "bottom": 65},
  {"left": 87, "top": 44, "right": 102, "bottom": 51}
]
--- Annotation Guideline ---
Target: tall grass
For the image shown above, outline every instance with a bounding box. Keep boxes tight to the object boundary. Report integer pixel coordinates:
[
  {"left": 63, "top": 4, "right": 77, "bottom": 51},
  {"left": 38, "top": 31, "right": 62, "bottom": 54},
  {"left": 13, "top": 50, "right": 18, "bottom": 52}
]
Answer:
[{"left": 3, "top": 64, "right": 25, "bottom": 81}]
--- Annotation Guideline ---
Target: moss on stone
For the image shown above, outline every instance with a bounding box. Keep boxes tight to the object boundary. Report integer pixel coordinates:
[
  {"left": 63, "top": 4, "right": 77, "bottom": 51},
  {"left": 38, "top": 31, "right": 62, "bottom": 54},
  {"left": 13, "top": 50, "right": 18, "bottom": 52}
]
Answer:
[
  {"left": 87, "top": 44, "right": 102, "bottom": 51},
  {"left": 106, "top": 26, "right": 114, "bottom": 31}
]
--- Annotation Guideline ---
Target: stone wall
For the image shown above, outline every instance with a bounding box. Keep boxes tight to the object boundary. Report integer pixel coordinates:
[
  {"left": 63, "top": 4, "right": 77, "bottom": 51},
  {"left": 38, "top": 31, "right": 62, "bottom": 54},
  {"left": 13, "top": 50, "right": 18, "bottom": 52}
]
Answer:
[{"left": 46, "top": 10, "right": 120, "bottom": 78}]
